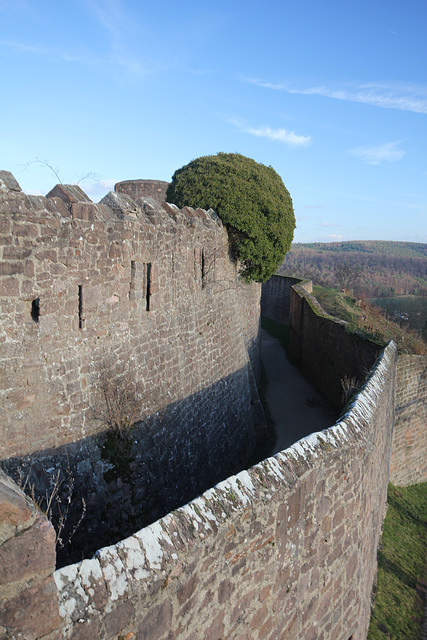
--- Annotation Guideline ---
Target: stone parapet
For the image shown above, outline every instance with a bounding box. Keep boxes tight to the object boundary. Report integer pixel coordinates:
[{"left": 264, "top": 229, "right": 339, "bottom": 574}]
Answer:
[
  {"left": 390, "top": 354, "right": 427, "bottom": 485},
  {"left": 0, "top": 469, "right": 61, "bottom": 640},
  {"left": 54, "top": 343, "right": 397, "bottom": 640}
]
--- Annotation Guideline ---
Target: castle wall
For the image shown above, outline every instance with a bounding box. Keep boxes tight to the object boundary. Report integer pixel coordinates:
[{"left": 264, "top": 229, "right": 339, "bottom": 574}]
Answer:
[
  {"left": 260, "top": 273, "right": 301, "bottom": 324},
  {"left": 389, "top": 355, "right": 427, "bottom": 485},
  {"left": 262, "top": 275, "right": 381, "bottom": 409},
  {"left": 51, "top": 342, "right": 396, "bottom": 640},
  {"left": 0, "top": 172, "right": 261, "bottom": 563},
  {"left": 0, "top": 469, "right": 60, "bottom": 639}
]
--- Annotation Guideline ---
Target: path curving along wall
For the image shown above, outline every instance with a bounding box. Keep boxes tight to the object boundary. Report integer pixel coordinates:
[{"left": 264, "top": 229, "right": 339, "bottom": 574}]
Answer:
[
  {"left": 262, "top": 275, "right": 382, "bottom": 409},
  {"left": 262, "top": 274, "right": 427, "bottom": 484}
]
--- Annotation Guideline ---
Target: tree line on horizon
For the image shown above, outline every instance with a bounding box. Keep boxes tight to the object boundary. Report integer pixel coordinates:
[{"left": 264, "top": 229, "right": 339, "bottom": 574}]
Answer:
[{"left": 278, "top": 240, "right": 427, "bottom": 299}]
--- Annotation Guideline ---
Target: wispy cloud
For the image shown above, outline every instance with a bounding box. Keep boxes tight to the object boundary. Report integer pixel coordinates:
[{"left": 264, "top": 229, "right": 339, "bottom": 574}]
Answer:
[
  {"left": 242, "top": 77, "right": 427, "bottom": 115},
  {"left": 0, "top": 37, "right": 148, "bottom": 79},
  {"left": 350, "top": 141, "right": 405, "bottom": 165},
  {"left": 319, "top": 222, "right": 340, "bottom": 227},
  {"left": 82, "top": 0, "right": 149, "bottom": 78},
  {"left": 230, "top": 119, "right": 311, "bottom": 146},
  {"left": 84, "top": 178, "right": 117, "bottom": 199},
  {"left": 325, "top": 234, "right": 343, "bottom": 240},
  {"left": 0, "top": 0, "right": 149, "bottom": 79}
]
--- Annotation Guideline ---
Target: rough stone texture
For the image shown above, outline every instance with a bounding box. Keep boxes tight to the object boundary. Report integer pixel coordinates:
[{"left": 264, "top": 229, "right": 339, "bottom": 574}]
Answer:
[
  {"left": 0, "top": 469, "right": 60, "bottom": 640},
  {"left": 389, "top": 354, "right": 427, "bottom": 485},
  {"left": 1, "top": 180, "right": 423, "bottom": 639},
  {"left": 0, "top": 174, "right": 261, "bottom": 563},
  {"left": 262, "top": 275, "right": 381, "bottom": 408},
  {"left": 45, "top": 184, "right": 93, "bottom": 204},
  {"left": 0, "top": 170, "right": 22, "bottom": 193},
  {"left": 260, "top": 274, "right": 300, "bottom": 325},
  {"left": 54, "top": 343, "right": 397, "bottom": 640},
  {"left": 115, "top": 179, "right": 169, "bottom": 204}
]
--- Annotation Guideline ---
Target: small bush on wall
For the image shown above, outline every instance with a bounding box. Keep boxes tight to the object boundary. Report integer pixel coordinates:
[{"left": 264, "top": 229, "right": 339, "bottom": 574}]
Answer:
[{"left": 166, "top": 153, "right": 296, "bottom": 282}]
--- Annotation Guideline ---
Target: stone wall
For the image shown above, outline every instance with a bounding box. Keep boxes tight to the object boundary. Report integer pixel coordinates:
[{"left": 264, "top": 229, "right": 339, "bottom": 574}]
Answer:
[
  {"left": 0, "top": 171, "right": 261, "bottom": 564},
  {"left": 262, "top": 275, "right": 382, "bottom": 409},
  {"left": 50, "top": 342, "right": 396, "bottom": 640},
  {"left": 389, "top": 355, "right": 427, "bottom": 486},
  {"left": 0, "top": 469, "right": 60, "bottom": 640},
  {"left": 260, "top": 274, "right": 301, "bottom": 325},
  {"left": 115, "top": 179, "right": 169, "bottom": 204}
]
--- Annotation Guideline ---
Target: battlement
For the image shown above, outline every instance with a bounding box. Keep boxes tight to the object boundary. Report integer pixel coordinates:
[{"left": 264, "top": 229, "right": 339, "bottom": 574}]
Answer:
[{"left": 1, "top": 171, "right": 425, "bottom": 640}]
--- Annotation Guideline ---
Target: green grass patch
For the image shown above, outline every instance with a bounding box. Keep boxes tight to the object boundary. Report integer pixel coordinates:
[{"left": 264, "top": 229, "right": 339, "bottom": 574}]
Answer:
[
  {"left": 261, "top": 316, "right": 290, "bottom": 352},
  {"left": 368, "top": 482, "right": 427, "bottom": 640}
]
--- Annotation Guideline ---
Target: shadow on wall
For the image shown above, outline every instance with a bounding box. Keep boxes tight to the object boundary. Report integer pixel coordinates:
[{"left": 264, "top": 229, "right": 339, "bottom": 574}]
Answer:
[
  {"left": 262, "top": 275, "right": 382, "bottom": 410},
  {"left": 2, "top": 366, "right": 256, "bottom": 568}
]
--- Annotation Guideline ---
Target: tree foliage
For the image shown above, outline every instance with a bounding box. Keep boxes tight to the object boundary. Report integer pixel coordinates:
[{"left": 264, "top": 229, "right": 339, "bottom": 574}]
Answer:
[{"left": 166, "top": 153, "right": 295, "bottom": 282}]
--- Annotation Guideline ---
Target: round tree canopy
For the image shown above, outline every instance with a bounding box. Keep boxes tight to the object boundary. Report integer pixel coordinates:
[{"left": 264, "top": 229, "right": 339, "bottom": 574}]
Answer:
[{"left": 166, "top": 152, "right": 295, "bottom": 282}]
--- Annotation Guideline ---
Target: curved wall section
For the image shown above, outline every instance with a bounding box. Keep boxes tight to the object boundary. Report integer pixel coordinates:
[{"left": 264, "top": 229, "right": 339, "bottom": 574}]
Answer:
[
  {"left": 53, "top": 342, "right": 397, "bottom": 640},
  {"left": 0, "top": 173, "right": 261, "bottom": 565},
  {"left": 115, "top": 179, "right": 169, "bottom": 204}
]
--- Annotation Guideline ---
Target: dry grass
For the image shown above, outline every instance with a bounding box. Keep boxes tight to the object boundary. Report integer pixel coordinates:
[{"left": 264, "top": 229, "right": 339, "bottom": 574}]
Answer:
[{"left": 313, "top": 286, "right": 427, "bottom": 355}]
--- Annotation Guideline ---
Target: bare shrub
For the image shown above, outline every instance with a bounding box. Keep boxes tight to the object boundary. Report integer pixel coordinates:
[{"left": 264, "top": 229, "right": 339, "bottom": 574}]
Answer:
[
  {"left": 341, "top": 375, "right": 360, "bottom": 407},
  {"left": 91, "top": 369, "right": 145, "bottom": 439},
  {"left": 17, "top": 459, "right": 86, "bottom": 550}
]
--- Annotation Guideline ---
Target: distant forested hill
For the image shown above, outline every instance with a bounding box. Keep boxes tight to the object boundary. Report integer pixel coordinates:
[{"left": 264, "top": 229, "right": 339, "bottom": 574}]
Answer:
[{"left": 279, "top": 241, "right": 427, "bottom": 298}]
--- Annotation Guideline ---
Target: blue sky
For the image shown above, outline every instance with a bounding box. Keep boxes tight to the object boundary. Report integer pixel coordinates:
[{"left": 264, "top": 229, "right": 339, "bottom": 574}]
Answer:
[{"left": 1, "top": 0, "right": 426, "bottom": 243}]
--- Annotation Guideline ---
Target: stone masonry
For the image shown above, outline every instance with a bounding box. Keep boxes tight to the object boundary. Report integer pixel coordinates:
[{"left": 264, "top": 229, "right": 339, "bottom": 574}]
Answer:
[
  {"left": 0, "top": 170, "right": 261, "bottom": 565},
  {"left": 115, "top": 179, "right": 169, "bottom": 204},
  {"left": 1, "top": 172, "right": 425, "bottom": 639},
  {"left": 262, "top": 275, "right": 382, "bottom": 409},
  {"left": 55, "top": 343, "right": 396, "bottom": 640},
  {"left": 389, "top": 354, "right": 427, "bottom": 485}
]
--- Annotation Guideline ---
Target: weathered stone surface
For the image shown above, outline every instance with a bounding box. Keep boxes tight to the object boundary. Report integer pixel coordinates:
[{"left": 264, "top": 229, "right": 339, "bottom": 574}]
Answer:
[
  {"left": 0, "top": 170, "right": 21, "bottom": 192},
  {"left": 137, "top": 600, "right": 173, "bottom": 640},
  {"left": 0, "top": 469, "right": 35, "bottom": 544},
  {"left": 390, "top": 355, "right": 427, "bottom": 485},
  {"left": 53, "top": 342, "right": 397, "bottom": 640},
  {"left": 45, "top": 184, "right": 92, "bottom": 203},
  {"left": 0, "top": 576, "right": 60, "bottom": 639},
  {"left": 0, "top": 515, "right": 56, "bottom": 585},
  {"left": 0, "top": 174, "right": 261, "bottom": 564}
]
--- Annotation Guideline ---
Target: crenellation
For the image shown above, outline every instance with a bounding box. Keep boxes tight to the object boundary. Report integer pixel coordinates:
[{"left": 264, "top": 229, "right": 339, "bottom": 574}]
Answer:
[{"left": 0, "top": 176, "right": 425, "bottom": 639}]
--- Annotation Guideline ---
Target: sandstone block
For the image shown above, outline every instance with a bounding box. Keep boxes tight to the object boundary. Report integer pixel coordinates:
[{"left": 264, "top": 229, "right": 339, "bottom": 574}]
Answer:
[{"left": 0, "top": 515, "right": 56, "bottom": 585}]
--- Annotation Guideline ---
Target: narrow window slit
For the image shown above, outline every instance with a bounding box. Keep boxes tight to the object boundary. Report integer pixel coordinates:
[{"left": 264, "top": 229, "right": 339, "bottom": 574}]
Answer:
[
  {"left": 31, "top": 297, "right": 40, "bottom": 323},
  {"left": 201, "top": 249, "right": 206, "bottom": 289},
  {"left": 145, "top": 263, "right": 151, "bottom": 311},
  {"left": 78, "top": 285, "right": 84, "bottom": 329},
  {"left": 130, "top": 260, "right": 136, "bottom": 299}
]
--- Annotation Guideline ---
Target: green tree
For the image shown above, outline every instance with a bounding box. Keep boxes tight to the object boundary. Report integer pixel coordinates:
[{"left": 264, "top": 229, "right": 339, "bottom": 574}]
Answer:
[{"left": 166, "top": 152, "right": 295, "bottom": 282}]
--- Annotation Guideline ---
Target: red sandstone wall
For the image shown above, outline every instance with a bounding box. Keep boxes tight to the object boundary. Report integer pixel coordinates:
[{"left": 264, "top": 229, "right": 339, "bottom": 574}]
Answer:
[
  {"left": 0, "top": 176, "right": 260, "bottom": 460},
  {"left": 261, "top": 274, "right": 301, "bottom": 324},
  {"left": 0, "top": 469, "right": 60, "bottom": 639},
  {"left": 52, "top": 343, "right": 396, "bottom": 640},
  {"left": 288, "top": 280, "right": 381, "bottom": 409},
  {"left": 0, "top": 173, "right": 262, "bottom": 563},
  {"left": 389, "top": 355, "right": 427, "bottom": 486}
]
